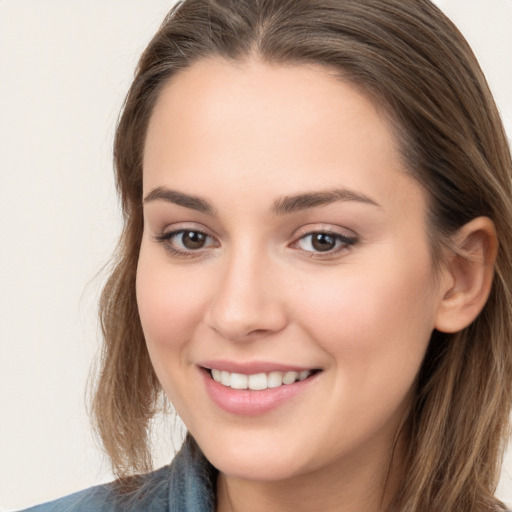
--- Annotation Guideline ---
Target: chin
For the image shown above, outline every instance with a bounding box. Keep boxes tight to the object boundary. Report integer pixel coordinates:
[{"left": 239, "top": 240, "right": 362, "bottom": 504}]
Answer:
[
  {"left": 192, "top": 428, "right": 323, "bottom": 482},
  {"left": 209, "top": 451, "right": 307, "bottom": 482}
]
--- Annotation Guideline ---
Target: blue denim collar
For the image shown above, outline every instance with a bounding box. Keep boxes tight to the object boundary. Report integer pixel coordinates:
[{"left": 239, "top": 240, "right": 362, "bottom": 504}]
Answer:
[
  {"left": 18, "top": 436, "right": 217, "bottom": 512},
  {"left": 168, "top": 435, "right": 217, "bottom": 511}
]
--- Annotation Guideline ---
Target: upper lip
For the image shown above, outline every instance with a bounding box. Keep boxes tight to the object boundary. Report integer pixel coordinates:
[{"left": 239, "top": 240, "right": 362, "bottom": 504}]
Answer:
[{"left": 198, "top": 360, "right": 320, "bottom": 374}]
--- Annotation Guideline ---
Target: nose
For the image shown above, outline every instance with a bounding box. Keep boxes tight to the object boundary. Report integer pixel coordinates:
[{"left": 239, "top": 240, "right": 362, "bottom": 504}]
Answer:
[{"left": 204, "top": 246, "right": 288, "bottom": 342}]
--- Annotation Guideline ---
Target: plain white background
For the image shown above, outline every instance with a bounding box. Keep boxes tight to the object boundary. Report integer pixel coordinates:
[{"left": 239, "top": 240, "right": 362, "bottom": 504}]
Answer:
[{"left": 0, "top": 1, "right": 511, "bottom": 510}]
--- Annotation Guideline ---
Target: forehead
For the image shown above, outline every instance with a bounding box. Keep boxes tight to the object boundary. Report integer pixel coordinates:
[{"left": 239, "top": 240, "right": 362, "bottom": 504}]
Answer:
[{"left": 143, "top": 57, "right": 419, "bottom": 210}]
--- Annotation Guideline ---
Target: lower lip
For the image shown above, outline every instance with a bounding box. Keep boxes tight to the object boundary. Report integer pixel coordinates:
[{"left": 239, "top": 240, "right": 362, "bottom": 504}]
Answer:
[{"left": 201, "top": 368, "right": 319, "bottom": 416}]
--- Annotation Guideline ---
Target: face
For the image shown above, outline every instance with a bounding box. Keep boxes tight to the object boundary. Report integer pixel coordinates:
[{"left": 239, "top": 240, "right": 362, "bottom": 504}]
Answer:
[{"left": 137, "top": 58, "right": 446, "bottom": 483}]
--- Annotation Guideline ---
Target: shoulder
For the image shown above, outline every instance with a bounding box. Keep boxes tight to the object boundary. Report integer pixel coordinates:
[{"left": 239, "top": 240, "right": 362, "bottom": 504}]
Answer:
[
  {"left": 17, "top": 437, "right": 216, "bottom": 512},
  {"left": 17, "top": 464, "right": 171, "bottom": 512}
]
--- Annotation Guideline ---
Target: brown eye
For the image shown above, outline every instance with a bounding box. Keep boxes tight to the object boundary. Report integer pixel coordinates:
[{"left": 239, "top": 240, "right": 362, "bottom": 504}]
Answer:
[
  {"left": 181, "top": 230, "right": 207, "bottom": 250},
  {"left": 156, "top": 229, "right": 217, "bottom": 255},
  {"left": 311, "top": 233, "right": 336, "bottom": 252},
  {"left": 295, "top": 232, "right": 357, "bottom": 255}
]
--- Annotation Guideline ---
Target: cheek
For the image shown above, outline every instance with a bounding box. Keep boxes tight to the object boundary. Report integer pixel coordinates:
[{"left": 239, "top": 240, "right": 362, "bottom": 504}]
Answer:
[
  {"left": 135, "top": 248, "right": 212, "bottom": 419},
  {"left": 291, "top": 254, "right": 437, "bottom": 380},
  {"left": 135, "top": 247, "right": 206, "bottom": 362}
]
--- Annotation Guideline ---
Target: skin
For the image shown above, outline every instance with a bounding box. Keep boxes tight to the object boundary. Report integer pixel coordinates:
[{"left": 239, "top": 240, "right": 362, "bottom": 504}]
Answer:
[{"left": 136, "top": 58, "right": 491, "bottom": 511}]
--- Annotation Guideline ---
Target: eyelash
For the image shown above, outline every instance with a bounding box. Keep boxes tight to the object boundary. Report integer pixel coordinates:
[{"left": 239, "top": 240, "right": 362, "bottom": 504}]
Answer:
[
  {"left": 290, "top": 232, "right": 357, "bottom": 258},
  {"left": 154, "top": 229, "right": 218, "bottom": 259},
  {"left": 154, "top": 229, "right": 357, "bottom": 259}
]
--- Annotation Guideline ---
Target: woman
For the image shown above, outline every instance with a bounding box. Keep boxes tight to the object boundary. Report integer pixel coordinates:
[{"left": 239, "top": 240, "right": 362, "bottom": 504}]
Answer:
[{"left": 22, "top": 0, "right": 512, "bottom": 510}]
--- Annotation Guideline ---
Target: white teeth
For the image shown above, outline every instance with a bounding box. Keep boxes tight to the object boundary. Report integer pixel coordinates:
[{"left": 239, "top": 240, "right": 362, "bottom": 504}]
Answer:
[
  {"left": 230, "top": 373, "right": 248, "bottom": 389},
  {"left": 267, "top": 371, "right": 283, "bottom": 388},
  {"left": 210, "top": 369, "right": 312, "bottom": 390},
  {"left": 282, "top": 371, "right": 298, "bottom": 384},
  {"left": 299, "top": 370, "right": 310, "bottom": 381},
  {"left": 248, "top": 373, "right": 267, "bottom": 390},
  {"left": 220, "top": 370, "right": 231, "bottom": 386}
]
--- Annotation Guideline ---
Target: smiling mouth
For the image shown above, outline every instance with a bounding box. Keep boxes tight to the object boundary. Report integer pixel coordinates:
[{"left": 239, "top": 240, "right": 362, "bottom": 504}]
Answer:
[{"left": 207, "top": 368, "right": 321, "bottom": 391}]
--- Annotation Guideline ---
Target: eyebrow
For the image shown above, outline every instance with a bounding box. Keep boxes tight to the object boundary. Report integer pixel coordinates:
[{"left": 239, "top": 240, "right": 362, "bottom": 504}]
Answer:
[
  {"left": 143, "top": 187, "right": 216, "bottom": 215},
  {"left": 143, "top": 186, "right": 380, "bottom": 215},
  {"left": 271, "top": 188, "right": 380, "bottom": 215}
]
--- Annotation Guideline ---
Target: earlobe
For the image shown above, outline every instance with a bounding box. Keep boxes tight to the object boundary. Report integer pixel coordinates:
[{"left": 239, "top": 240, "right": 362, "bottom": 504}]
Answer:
[{"left": 434, "top": 217, "right": 498, "bottom": 334}]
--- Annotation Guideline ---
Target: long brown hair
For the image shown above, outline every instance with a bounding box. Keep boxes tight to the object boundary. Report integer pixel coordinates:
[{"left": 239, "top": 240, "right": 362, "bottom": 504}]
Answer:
[{"left": 93, "top": 1, "right": 512, "bottom": 509}]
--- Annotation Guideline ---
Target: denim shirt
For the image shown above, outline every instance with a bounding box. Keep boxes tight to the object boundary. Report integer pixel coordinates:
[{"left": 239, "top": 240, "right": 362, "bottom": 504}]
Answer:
[{"left": 19, "top": 438, "right": 217, "bottom": 512}]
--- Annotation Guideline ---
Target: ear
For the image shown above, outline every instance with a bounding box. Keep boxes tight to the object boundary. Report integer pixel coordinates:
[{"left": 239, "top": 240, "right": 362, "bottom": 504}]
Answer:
[{"left": 434, "top": 217, "right": 498, "bottom": 333}]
